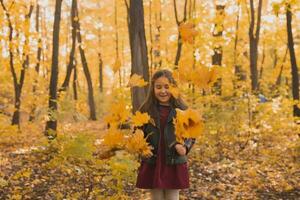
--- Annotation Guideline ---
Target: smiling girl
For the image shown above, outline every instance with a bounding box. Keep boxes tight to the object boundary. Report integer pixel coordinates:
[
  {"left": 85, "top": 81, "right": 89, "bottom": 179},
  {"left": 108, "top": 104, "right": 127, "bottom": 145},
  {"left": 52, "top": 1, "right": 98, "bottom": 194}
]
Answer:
[{"left": 136, "top": 69, "right": 195, "bottom": 200}]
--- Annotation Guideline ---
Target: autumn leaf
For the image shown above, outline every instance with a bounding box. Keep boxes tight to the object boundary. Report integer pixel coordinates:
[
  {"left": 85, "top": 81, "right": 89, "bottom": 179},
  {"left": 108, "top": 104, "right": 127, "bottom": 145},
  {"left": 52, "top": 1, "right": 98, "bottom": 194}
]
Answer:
[
  {"left": 173, "top": 108, "right": 204, "bottom": 143},
  {"left": 126, "top": 129, "right": 152, "bottom": 157},
  {"left": 179, "top": 22, "right": 198, "bottom": 44},
  {"left": 131, "top": 111, "right": 150, "bottom": 127},
  {"left": 127, "top": 74, "right": 148, "bottom": 87},
  {"left": 169, "top": 85, "right": 180, "bottom": 99}
]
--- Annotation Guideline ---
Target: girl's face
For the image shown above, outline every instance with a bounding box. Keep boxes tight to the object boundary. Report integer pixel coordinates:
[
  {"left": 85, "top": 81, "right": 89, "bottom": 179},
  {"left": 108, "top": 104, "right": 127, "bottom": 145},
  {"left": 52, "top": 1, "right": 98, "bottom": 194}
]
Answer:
[{"left": 154, "top": 76, "right": 171, "bottom": 105}]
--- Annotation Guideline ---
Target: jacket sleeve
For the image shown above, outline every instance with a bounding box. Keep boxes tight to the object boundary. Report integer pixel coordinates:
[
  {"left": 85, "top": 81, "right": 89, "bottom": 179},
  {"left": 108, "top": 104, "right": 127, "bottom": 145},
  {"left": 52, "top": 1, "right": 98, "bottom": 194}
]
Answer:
[{"left": 183, "top": 138, "right": 195, "bottom": 154}]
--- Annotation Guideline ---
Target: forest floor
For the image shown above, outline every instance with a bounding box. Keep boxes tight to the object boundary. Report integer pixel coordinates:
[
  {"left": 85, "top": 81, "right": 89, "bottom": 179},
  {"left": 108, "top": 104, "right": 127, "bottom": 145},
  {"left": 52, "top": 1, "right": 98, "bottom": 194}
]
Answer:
[{"left": 0, "top": 121, "right": 299, "bottom": 200}]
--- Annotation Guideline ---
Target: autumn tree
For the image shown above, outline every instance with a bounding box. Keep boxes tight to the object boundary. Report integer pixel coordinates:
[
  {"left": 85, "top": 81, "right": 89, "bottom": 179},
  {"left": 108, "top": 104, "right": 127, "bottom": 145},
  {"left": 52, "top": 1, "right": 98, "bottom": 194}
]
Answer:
[
  {"left": 0, "top": 1, "right": 34, "bottom": 126},
  {"left": 29, "top": 2, "right": 42, "bottom": 121},
  {"left": 173, "top": 0, "right": 188, "bottom": 68},
  {"left": 125, "top": 0, "right": 149, "bottom": 112},
  {"left": 248, "top": 0, "right": 262, "bottom": 92},
  {"left": 75, "top": 0, "right": 97, "bottom": 120},
  {"left": 59, "top": 0, "right": 77, "bottom": 94},
  {"left": 285, "top": 2, "right": 300, "bottom": 117},
  {"left": 45, "top": 0, "right": 63, "bottom": 137}
]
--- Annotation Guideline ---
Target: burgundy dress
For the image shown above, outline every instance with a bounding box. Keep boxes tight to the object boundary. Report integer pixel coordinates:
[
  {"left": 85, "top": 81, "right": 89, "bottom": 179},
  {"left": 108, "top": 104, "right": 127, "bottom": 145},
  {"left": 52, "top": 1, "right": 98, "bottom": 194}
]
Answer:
[{"left": 136, "top": 105, "right": 189, "bottom": 189}]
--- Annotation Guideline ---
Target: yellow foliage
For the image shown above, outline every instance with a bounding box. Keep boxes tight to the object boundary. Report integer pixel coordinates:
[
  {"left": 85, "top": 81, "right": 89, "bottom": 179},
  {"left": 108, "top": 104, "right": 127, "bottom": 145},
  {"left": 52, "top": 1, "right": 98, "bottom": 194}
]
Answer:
[
  {"left": 126, "top": 129, "right": 152, "bottom": 157},
  {"left": 104, "top": 100, "right": 130, "bottom": 127},
  {"left": 103, "top": 128, "right": 126, "bottom": 150},
  {"left": 127, "top": 74, "right": 148, "bottom": 87},
  {"left": 131, "top": 111, "right": 150, "bottom": 127},
  {"left": 173, "top": 108, "right": 204, "bottom": 143},
  {"left": 192, "top": 66, "right": 219, "bottom": 89}
]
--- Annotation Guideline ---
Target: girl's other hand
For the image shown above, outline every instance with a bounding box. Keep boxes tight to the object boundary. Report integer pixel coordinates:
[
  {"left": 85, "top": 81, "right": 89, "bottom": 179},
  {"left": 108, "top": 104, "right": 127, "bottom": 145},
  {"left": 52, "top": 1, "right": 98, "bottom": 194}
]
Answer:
[{"left": 175, "top": 144, "right": 187, "bottom": 156}]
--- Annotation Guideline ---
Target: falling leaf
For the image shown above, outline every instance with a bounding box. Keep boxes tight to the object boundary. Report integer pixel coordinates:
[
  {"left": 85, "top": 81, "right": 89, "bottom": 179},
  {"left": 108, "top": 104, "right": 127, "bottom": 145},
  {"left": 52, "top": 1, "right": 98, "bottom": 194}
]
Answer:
[
  {"left": 179, "top": 22, "right": 198, "bottom": 44},
  {"left": 127, "top": 74, "right": 148, "bottom": 87},
  {"left": 131, "top": 111, "right": 150, "bottom": 127}
]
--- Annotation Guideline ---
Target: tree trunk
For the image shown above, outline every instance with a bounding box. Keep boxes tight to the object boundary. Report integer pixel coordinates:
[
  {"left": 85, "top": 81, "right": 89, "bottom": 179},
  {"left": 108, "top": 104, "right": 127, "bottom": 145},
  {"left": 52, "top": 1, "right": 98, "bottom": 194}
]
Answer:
[
  {"left": 249, "top": 0, "right": 262, "bottom": 92},
  {"left": 173, "top": 0, "right": 188, "bottom": 68},
  {"left": 98, "top": 53, "right": 103, "bottom": 93},
  {"left": 73, "top": 59, "right": 78, "bottom": 100},
  {"left": 75, "top": 0, "right": 97, "bottom": 120},
  {"left": 30, "top": 3, "right": 42, "bottom": 122},
  {"left": 45, "top": 0, "right": 63, "bottom": 137},
  {"left": 59, "top": 0, "right": 77, "bottom": 93},
  {"left": 127, "top": 0, "right": 150, "bottom": 113},
  {"left": 286, "top": 3, "right": 300, "bottom": 117},
  {"left": 275, "top": 47, "right": 288, "bottom": 86}
]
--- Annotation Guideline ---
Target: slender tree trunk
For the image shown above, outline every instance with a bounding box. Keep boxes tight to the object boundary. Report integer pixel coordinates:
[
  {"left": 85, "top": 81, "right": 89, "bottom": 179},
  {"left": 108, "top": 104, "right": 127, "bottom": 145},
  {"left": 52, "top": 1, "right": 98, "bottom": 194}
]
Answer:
[
  {"left": 249, "top": 0, "right": 262, "bottom": 92},
  {"left": 75, "top": 0, "right": 97, "bottom": 120},
  {"left": 275, "top": 47, "right": 288, "bottom": 86},
  {"left": 127, "top": 0, "right": 150, "bottom": 112},
  {"left": 173, "top": 0, "right": 188, "bottom": 68},
  {"left": 73, "top": 59, "right": 78, "bottom": 100},
  {"left": 97, "top": 13, "right": 103, "bottom": 93},
  {"left": 59, "top": 0, "right": 77, "bottom": 93},
  {"left": 286, "top": 3, "right": 300, "bottom": 117},
  {"left": 30, "top": 3, "right": 42, "bottom": 122},
  {"left": 45, "top": 0, "right": 63, "bottom": 137},
  {"left": 98, "top": 53, "right": 103, "bottom": 93}
]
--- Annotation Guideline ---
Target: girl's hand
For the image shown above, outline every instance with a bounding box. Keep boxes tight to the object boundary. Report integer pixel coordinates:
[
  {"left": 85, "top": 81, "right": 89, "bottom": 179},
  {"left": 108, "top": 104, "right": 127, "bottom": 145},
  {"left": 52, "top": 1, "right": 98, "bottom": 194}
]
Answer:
[{"left": 175, "top": 144, "right": 187, "bottom": 156}]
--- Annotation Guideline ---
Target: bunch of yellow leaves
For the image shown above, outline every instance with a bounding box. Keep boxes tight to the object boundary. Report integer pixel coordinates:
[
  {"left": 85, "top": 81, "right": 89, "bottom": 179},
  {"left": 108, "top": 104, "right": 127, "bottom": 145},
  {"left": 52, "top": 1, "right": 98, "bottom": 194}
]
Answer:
[
  {"left": 103, "top": 128, "right": 126, "bottom": 150},
  {"left": 127, "top": 74, "right": 148, "bottom": 87},
  {"left": 126, "top": 129, "right": 153, "bottom": 157},
  {"left": 131, "top": 111, "right": 150, "bottom": 127},
  {"left": 173, "top": 108, "right": 204, "bottom": 143}
]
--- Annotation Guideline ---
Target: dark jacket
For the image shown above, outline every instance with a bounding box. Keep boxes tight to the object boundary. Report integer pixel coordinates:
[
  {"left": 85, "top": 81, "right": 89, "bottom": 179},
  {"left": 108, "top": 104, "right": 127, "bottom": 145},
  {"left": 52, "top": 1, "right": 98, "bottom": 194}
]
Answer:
[{"left": 142, "top": 106, "right": 195, "bottom": 165}]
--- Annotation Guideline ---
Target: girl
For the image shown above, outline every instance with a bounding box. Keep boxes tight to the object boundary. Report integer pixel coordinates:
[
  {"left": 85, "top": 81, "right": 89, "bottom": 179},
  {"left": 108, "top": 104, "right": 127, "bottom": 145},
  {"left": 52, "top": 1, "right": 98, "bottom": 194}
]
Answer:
[{"left": 136, "top": 69, "right": 195, "bottom": 200}]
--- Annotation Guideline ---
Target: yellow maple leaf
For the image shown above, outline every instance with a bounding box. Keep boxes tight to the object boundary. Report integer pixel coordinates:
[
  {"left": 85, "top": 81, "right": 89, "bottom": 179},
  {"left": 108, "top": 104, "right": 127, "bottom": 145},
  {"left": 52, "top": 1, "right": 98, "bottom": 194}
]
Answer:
[
  {"left": 127, "top": 74, "right": 148, "bottom": 87},
  {"left": 169, "top": 85, "right": 180, "bottom": 99},
  {"left": 126, "top": 129, "right": 152, "bottom": 157},
  {"left": 131, "top": 111, "right": 150, "bottom": 127},
  {"left": 174, "top": 108, "right": 204, "bottom": 143},
  {"left": 179, "top": 22, "right": 198, "bottom": 44}
]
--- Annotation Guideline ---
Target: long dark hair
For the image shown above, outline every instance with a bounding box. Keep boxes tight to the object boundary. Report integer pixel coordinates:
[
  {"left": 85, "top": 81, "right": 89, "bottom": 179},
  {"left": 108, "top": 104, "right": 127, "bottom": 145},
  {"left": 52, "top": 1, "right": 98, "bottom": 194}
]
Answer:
[{"left": 139, "top": 69, "right": 188, "bottom": 118}]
